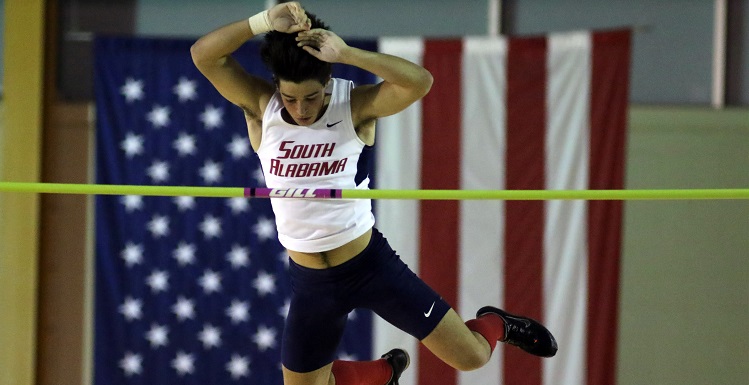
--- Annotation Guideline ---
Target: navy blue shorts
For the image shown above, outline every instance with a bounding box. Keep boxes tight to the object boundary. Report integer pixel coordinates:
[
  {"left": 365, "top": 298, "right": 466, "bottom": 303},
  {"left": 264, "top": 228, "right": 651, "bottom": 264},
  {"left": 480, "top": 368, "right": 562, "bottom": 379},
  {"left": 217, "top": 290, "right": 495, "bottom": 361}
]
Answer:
[{"left": 282, "top": 228, "right": 451, "bottom": 373}]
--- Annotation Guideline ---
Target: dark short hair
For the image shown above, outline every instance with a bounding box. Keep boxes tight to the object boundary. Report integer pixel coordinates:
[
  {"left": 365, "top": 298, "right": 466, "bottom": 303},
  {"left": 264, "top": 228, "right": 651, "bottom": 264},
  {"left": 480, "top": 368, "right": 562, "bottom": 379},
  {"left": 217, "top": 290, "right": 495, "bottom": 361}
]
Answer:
[{"left": 260, "top": 12, "right": 332, "bottom": 85}]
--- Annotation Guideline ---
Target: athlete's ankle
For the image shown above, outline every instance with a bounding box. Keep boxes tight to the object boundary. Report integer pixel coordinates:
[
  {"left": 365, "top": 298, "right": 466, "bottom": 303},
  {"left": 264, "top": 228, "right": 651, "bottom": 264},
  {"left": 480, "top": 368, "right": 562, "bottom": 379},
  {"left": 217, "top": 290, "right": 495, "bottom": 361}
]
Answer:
[{"left": 465, "top": 313, "right": 505, "bottom": 352}]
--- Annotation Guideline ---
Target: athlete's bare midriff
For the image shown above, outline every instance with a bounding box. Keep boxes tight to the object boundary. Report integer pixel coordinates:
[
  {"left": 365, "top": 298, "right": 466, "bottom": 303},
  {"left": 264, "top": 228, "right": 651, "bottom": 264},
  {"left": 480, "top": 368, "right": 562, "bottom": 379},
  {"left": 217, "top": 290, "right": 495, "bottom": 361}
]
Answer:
[{"left": 287, "top": 227, "right": 372, "bottom": 269}]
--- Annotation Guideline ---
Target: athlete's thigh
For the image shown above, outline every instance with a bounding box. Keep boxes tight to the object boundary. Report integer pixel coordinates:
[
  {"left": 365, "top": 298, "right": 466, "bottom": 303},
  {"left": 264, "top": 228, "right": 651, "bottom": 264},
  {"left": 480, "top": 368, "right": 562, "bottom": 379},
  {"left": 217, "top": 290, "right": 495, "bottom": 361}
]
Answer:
[
  {"left": 358, "top": 250, "right": 450, "bottom": 340},
  {"left": 282, "top": 362, "right": 333, "bottom": 385}
]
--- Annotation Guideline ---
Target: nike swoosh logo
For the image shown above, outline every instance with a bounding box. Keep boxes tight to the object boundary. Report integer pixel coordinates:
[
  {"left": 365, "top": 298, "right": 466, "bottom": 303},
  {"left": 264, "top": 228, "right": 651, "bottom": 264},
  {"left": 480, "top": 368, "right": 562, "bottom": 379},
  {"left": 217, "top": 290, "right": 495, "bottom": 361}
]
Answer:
[
  {"left": 424, "top": 302, "right": 436, "bottom": 317},
  {"left": 326, "top": 120, "right": 342, "bottom": 127}
]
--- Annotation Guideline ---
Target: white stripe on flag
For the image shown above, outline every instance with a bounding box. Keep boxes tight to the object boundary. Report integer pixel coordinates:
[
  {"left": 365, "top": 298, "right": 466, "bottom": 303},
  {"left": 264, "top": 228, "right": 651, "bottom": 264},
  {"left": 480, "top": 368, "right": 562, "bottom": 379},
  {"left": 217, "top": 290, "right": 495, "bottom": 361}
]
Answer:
[
  {"left": 458, "top": 36, "right": 507, "bottom": 385},
  {"left": 544, "top": 31, "right": 591, "bottom": 385},
  {"left": 374, "top": 37, "right": 424, "bottom": 385}
]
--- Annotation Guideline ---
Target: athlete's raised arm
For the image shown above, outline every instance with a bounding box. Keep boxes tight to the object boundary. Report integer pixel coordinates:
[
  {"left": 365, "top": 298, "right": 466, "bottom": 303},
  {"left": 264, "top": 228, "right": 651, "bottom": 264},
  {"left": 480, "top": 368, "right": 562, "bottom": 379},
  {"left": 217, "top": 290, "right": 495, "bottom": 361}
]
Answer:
[
  {"left": 295, "top": 29, "right": 433, "bottom": 125},
  {"left": 190, "top": 2, "right": 311, "bottom": 121}
]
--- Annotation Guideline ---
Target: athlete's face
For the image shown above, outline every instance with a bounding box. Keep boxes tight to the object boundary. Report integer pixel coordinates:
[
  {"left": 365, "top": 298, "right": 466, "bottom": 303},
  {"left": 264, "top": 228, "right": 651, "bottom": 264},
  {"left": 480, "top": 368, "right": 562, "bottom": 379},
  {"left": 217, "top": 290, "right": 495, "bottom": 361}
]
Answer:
[{"left": 278, "top": 79, "right": 328, "bottom": 126}]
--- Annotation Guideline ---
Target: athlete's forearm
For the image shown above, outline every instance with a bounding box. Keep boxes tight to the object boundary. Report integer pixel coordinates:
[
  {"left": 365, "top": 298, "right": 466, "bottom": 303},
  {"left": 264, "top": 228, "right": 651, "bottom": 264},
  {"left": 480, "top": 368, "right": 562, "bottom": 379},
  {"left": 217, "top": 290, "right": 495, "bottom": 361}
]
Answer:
[
  {"left": 339, "top": 47, "right": 433, "bottom": 96},
  {"left": 191, "top": 19, "right": 255, "bottom": 68}
]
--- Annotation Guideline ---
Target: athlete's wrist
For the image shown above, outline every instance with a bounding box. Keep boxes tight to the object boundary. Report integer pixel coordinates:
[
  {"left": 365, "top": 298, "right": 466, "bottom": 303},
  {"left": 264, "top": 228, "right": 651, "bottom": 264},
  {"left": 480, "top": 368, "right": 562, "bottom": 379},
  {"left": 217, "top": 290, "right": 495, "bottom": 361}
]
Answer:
[{"left": 248, "top": 10, "right": 272, "bottom": 35}]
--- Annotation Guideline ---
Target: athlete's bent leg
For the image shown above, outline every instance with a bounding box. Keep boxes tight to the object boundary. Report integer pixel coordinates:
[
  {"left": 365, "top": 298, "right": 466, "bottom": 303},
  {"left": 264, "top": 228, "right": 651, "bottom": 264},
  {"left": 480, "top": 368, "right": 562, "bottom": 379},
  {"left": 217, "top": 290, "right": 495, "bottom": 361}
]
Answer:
[
  {"left": 420, "top": 309, "right": 494, "bottom": 371},
  {"left": 421, "top": 306, "right": 558, "bottom": 372}
]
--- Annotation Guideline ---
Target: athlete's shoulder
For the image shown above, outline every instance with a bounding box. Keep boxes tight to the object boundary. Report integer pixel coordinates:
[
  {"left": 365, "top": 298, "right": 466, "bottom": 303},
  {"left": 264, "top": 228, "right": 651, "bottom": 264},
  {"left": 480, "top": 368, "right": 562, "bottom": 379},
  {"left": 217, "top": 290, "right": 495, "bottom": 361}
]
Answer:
[{"left": 263, "top": 91, "right": 284, "bottom": 114}]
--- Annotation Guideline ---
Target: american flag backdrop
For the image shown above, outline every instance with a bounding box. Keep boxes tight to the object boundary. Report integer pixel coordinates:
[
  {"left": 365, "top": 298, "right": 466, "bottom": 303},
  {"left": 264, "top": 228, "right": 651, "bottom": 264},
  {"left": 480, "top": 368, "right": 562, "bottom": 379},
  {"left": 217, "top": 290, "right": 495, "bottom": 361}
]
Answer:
[
  {"left": 93, "top": 36, "right": 376, "bottom": 384},
  {"left": 94, "top": 29, "right": 631, "bottom": 385}
]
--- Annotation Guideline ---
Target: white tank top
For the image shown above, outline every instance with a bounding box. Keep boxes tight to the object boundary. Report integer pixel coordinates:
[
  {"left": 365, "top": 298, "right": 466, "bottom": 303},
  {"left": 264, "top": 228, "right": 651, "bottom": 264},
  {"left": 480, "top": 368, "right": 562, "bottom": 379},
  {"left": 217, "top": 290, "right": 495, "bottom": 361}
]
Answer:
[{"left": 256, "top": 78, "right": 375, "bottom": 252}]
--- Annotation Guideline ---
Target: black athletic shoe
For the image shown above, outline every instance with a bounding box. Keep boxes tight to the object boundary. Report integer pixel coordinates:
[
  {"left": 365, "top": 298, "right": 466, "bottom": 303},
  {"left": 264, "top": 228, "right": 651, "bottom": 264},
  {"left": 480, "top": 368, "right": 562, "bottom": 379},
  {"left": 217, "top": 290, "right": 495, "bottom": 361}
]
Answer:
[
  {"left": 381, "top": 348, "right": 410, "bottom": 385},
  {"left": 476, "top": 306, "right": 558, "bottom": 357}
]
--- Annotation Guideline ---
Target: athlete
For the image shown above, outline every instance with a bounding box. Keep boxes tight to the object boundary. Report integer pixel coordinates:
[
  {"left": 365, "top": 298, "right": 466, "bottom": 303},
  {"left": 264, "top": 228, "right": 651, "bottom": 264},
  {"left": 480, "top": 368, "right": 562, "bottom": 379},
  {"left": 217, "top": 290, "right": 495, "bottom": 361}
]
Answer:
[{"left": 191, "top": 3, "right": 557, "bottom": 385}]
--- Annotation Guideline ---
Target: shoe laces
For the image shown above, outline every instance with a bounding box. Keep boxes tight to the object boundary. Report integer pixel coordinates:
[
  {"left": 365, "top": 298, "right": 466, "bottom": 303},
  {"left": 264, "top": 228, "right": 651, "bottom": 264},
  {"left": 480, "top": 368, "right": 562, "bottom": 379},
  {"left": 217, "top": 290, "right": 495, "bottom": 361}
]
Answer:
[{"left": 505, "top": 322, "right": 538, "bottom": 347}]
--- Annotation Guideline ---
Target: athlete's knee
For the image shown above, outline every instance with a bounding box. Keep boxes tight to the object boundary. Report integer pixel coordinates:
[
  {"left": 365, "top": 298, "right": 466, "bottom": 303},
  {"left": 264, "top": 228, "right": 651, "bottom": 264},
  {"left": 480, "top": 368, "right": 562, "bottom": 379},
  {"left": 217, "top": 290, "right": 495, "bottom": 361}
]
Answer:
[
  {"left": 456, "top": 346, "right": 490, "bottom": 371},
  {"left": 446, "top": 338, "right": 490, "bottom": 371}
]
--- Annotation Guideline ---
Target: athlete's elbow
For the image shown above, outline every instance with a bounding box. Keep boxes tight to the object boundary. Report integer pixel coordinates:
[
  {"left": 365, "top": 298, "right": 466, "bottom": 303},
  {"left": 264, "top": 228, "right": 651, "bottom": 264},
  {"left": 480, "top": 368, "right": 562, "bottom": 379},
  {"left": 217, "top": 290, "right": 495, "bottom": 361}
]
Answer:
[
  {"left": 414, "top": 69, "right": 433, "bottom": 98},
  {"left": 190, "top": 40, "right": 207, "bottom": 68},
  {"left": 190, "top": 39, "right": 218, "bottom": 70}
]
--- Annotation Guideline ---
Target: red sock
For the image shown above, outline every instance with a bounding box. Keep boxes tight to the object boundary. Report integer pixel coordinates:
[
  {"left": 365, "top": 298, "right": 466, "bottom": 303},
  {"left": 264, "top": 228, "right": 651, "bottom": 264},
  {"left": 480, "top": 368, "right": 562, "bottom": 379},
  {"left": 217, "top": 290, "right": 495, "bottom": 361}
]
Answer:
[
  {"left": 465, "top": 313, "right": 506, "bottom": 353},
  {"left": 331, "top": 358, "right": 392, "bottom": 385}
]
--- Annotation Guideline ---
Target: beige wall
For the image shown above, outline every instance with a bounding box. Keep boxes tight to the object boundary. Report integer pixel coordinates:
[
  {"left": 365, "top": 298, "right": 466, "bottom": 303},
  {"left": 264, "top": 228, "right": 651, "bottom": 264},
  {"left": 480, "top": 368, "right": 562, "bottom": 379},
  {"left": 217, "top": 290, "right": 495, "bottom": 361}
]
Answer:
[{"left": 618, "top": 107, "right": 749, "bottom": 385}]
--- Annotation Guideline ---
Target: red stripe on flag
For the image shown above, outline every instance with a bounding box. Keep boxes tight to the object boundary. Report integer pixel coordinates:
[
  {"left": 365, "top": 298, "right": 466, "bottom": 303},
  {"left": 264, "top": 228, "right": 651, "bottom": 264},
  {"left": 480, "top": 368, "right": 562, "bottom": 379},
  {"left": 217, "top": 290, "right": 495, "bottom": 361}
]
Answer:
[
  {"left": 418, "top": 39, "right": 463, "bottom": 385},
  {"left": 588, "top": 29, "right": 630, "bottom": 385},
  {"left": 504, "top": 36, "right": 547, "bottom": 385}
]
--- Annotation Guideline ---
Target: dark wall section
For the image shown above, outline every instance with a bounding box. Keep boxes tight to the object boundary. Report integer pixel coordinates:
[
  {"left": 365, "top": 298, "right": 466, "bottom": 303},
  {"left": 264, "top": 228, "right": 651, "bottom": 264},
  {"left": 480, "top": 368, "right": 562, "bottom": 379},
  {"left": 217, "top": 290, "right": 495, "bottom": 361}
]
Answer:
[{"left": 58, "top": 0, "right": 136, "bottom": 100}]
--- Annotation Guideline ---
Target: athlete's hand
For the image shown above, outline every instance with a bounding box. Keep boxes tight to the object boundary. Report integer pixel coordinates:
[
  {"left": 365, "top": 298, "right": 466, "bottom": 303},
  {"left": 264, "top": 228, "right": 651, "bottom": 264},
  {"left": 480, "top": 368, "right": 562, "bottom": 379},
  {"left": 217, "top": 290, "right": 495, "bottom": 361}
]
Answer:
[
  {"left": 268, "top": 2, "right": 311, "bottom": 33},
  {"left": 296, "top": 29, "right": 349, "bottom": 63}
]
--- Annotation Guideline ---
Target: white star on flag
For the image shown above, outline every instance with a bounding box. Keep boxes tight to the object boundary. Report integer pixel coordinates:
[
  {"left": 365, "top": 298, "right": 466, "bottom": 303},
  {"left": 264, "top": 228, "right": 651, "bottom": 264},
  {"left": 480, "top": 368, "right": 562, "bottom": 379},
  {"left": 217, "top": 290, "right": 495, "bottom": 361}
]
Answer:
[
  {"left": 253, "top": 271, "right": 276, "bottom": 296},
  {"left": 252, "top": 325, "right": 277, "bottom": 352},
  {"left": 146, "top": 270, "right": 169, "bottom": 293},
  {"left": 199, "top": 215, "right": 222, "bottom": 238},
  {"left": 338, "top": 352, "right": 358, "bottom": 361},
  {"left": 147, "top": 214, "right": 170, "bottom": 238},
  {"left": 253, "top": 217, "right": 276, "bottom": 241},
  {"left": 171, "top": 351, "right": 195, "bottom": 376},
  {"left": 120, "top": 77, "right": 144, "bottom": 103},
  {"left": 198, "top": 324, "right": 222, "bottom": 349},
  {"left": 226, "top": 354, "right": 250, "bottom": 379},
  {"left": 199, "top": 104, "right": 223, "bottom": 129},
  {"left": 253, "top": 167, "right": 266, "bottom": 184},
  {"left": 173, "top": 132, "right": 197, "bottom": 156},
  {"left": 172, "top": 296, "right": 195, "bottom": 321},
  {"left": 119, "top": 352, "right": 143, "bottom": 376},
  {"left": 121, "top": 132, "right": 144, "bottom": 158},
  {"left": 279, "top": 250, "right": 290, "bottom": 268},
  {"left": 173, "top": 196, "right": 195, "bottom": 211},
  {"left": 173, "top": 77, "right": 197, "bottom": 102},
  {"left": 227, "top": 135, "right": 251, "bottom": 159},
  {"left": 120, "top": 195, "right": 144, "bottom": 212},
  {"left": 279, "top": 299, "right": 290, "bottom": 318},
  {"left": 172, "top": 242, "right": 196, "bottom": 266},
  {"left": 226, "top": 244, "right": 250, "bottom": 269},
  {"left": 119, "top": 297, "right": 143, "bottom": 321},
  {"left": 121, "top": 242, "right": 144, "bottom": 267},
  {"left": 199, "top": 160, "right": 222, "bottom": 184},
  {"left": 226, "top": 197, "right": 249, "bottom": 215},
  {"left": 226, "top": 299, "right": 250, "bottom": 324},
  {"left": 145, "top": 324, "right": 169, "bottom": 348},
  {"left": 198, "top": 270, "right": 222, "bottom": 294},
  {"left": 146, "top": 160, "right": 170, "bottom": 183},
  {"left": 146, "top": 105, "right": 171, "bottom": 128}
]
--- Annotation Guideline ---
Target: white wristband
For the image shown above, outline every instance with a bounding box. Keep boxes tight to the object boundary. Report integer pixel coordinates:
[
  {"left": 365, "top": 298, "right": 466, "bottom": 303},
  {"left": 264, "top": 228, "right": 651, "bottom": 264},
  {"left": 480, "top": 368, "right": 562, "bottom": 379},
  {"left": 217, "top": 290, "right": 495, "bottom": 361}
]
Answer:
[{"left": 248, "top": 10, "right": 272, "bottom": 35}]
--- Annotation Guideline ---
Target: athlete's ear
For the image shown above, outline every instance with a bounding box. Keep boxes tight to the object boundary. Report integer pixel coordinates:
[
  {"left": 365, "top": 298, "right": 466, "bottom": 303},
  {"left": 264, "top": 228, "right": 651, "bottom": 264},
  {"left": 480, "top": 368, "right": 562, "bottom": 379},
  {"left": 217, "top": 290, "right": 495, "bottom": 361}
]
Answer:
[{"left": 322, "top": 77, "right": 332, "bottom": 92}]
